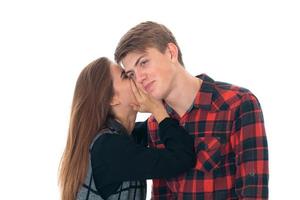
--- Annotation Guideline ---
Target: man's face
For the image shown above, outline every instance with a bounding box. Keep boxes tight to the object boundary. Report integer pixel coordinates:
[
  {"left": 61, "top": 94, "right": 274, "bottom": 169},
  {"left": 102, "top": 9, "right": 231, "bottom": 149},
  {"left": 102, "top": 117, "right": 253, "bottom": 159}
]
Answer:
[{"left": 121, "top": 47, "right": 177, "bottom": 100}]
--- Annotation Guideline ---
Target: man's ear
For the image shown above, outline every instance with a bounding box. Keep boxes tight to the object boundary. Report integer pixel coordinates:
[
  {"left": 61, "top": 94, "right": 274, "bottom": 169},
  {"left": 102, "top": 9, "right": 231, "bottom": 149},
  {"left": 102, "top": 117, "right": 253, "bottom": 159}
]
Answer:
[
  {"left": 110, "top": 95, "right": 121, "bottom": 106},
  {"left": 166, "top": 43, "right": 179, "bottom": 62}
]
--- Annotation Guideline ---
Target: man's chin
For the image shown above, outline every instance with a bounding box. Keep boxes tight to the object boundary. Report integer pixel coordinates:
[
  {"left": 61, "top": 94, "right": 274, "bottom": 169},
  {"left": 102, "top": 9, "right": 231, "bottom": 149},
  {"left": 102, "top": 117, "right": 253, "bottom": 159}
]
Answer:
[{"left": 151, "top": 92, "right": 163, "bottom": 100}]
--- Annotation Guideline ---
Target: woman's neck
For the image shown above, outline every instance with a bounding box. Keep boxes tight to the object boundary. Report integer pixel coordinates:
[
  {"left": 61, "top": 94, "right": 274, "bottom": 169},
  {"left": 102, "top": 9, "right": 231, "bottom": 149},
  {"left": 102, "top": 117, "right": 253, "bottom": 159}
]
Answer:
[{"left": 115, "top": 113, "right": 136, "bottom": 134}]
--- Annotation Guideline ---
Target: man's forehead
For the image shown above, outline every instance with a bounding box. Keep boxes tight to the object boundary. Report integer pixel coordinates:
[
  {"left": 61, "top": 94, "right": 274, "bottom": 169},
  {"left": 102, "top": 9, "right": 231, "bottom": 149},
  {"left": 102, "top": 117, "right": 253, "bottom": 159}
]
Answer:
[
  {"left": 119, "top": 61, "right": 126, "bottom": 70},
  {"left": 121, "top": 51, "right": 147, "bottom": 71},
  {"left": 120, "top": 60, "right": 132, "bottom": 71}
]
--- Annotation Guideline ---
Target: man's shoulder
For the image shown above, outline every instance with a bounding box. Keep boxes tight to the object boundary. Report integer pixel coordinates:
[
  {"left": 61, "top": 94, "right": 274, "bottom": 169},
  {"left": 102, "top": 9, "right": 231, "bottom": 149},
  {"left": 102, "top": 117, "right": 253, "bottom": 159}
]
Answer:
[
  {"left": 197, "top": 73, "right": 251, "bottom": 97},
  {"left": 210, "top": 77, "right": 257, "bottom": 111},
  {"left": 215, "top": 80, "right": 251, "bottom": 97}
]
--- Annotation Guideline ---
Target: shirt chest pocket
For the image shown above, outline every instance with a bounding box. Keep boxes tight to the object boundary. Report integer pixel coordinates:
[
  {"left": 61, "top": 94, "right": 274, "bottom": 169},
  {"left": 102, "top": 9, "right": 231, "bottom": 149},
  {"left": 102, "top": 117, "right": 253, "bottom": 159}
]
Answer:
[{"left": 194, "top": 136, "right": 222, "bottom": 172}]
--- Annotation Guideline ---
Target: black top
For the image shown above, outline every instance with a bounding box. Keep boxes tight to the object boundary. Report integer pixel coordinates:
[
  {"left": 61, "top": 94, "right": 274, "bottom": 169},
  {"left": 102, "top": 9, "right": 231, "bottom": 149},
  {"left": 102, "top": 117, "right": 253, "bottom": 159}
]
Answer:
[{"left": 90, "top": 118, "right": 195, "bottom": 199}]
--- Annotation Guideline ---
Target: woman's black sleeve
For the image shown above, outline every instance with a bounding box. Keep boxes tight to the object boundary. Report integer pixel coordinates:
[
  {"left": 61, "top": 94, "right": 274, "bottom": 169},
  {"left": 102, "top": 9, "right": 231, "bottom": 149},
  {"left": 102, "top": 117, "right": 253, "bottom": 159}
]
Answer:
[
  {"left": 91, "top": 117, "right": 195, "bottom": 188},
  {"left": 131, "top": 120, "right": 148, "bottom": 146}
]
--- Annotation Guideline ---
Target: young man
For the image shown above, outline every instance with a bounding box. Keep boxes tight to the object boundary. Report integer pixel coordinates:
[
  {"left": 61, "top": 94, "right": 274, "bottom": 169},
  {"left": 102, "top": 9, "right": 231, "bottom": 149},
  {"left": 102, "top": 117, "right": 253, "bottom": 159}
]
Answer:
[{"left": 114, "top": 21, "right": 269, "bottom": 200}]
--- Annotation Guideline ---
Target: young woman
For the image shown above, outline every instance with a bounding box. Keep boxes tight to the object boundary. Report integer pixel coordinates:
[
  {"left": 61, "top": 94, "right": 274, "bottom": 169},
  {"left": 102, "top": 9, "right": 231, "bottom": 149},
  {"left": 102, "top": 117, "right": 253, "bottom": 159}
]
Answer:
[{"left": 59, "top": 57, "right": 195, "bottom": 200}]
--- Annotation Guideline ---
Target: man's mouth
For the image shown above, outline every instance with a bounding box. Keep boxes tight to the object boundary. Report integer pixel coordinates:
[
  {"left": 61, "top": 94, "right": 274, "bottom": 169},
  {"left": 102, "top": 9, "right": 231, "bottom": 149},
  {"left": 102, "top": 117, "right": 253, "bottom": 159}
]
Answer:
[{"left": 144, "top": 81, "right": 155, "bottom": 93}]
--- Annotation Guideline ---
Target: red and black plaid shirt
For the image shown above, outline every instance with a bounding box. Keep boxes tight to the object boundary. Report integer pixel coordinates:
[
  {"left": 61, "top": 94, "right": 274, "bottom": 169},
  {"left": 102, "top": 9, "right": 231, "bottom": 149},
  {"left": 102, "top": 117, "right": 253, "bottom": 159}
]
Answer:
[{"left": 148, "top": 74, "right": 268, "bottom": 200}]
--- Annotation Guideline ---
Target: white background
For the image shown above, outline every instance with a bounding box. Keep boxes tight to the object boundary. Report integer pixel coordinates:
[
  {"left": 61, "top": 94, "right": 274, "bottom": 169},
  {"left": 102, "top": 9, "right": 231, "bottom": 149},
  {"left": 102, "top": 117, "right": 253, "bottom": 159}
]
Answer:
[{"left": 0, "top": 0, "right": 299, "bottom": 199}]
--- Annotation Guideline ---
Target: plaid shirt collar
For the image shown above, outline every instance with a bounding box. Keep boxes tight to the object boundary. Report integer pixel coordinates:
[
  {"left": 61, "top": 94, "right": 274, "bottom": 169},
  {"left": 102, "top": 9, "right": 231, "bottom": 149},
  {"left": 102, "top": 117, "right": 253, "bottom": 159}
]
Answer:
[{"left": 165, "top": 73, "right": 215, "bottom": 116}]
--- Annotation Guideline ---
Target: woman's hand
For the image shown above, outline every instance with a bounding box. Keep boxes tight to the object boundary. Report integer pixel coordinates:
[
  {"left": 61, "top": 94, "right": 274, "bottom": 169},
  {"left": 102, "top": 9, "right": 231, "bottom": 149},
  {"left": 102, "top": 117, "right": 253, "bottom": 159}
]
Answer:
[{"left": 130, "top": 79, "right": 169, "bottom": 123}]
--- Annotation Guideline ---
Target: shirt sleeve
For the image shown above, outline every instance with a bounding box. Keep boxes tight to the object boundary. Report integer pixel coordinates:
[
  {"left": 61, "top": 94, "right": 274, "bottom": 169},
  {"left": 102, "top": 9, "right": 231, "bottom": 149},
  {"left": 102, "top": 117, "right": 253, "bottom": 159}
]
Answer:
[
  {"left": 231, "top": 93, "right": 269, "bottom": 199},
  {"left": 151, "top": 179, "right": 175, "bottom": 200},
  {"left": 148, "top": 117, "right": 176, "bottom": 200},
  {"left": 131, "top": 120, "right": 148, "bottom": 146},
  {"left": 91, "top": 118, "right": 195, "bottom": 189}
]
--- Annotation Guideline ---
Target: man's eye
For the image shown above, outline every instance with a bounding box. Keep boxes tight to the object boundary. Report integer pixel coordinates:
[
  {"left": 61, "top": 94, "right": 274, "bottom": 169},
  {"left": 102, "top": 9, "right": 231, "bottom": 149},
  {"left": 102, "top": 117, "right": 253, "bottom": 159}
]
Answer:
[{"left": 140, "top": 60, "right": 148, "bottom": 66}]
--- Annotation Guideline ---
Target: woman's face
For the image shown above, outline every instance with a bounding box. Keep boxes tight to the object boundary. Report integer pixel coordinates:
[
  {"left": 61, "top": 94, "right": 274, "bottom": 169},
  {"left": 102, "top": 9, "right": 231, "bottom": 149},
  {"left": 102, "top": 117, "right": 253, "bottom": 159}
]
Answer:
[{"left": 110, "top": 63, "right": 137, "bottom": 112}]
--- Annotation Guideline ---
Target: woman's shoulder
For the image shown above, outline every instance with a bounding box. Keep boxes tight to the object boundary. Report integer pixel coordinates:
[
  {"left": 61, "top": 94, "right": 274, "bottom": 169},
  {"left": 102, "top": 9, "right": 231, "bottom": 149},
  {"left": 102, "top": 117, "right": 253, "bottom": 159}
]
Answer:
[
  {"left": 90, "top": 128, "right": 132, "bottom": 153},
  {"left": 90, "top": 128, "right": 114, "bottom": 149}
]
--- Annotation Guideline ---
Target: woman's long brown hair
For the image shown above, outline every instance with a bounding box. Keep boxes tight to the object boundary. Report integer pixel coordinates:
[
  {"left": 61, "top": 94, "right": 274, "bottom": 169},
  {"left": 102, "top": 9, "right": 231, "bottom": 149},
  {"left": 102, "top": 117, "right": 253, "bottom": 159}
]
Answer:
[{"left": 59, "top": 57, "right": 114, "bottom": 200}]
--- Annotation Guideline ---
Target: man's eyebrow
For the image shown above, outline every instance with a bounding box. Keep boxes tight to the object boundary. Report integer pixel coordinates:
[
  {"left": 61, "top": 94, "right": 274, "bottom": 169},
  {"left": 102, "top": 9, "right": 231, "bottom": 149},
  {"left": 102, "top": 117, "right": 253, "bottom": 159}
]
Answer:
[
  {"left": 123, "top": 54, "right": 147, "bottom": 76},
  {"left": 134, "top": 54, "right": 146, "bottom": 67}
]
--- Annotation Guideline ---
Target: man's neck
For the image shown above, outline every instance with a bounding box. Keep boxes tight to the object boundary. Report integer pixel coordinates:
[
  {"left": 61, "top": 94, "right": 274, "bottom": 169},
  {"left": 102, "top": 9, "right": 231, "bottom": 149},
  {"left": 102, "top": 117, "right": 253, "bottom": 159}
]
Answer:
[{"left": 165, "top": 70, "right": 202, "bottom": 117}]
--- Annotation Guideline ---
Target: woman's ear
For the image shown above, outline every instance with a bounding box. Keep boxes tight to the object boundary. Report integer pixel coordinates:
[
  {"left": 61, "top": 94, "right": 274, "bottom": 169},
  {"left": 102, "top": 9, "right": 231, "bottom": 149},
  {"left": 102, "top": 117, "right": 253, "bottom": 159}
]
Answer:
[{"left": 110, "top": 95, "right": 121, "bottom": 106}]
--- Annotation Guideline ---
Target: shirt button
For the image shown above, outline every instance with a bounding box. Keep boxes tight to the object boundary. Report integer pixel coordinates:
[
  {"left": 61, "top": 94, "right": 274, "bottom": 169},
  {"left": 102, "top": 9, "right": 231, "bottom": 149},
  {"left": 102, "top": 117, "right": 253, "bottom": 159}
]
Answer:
[{"left": 249, "top": 172, "right": 256, "bottom": 176}]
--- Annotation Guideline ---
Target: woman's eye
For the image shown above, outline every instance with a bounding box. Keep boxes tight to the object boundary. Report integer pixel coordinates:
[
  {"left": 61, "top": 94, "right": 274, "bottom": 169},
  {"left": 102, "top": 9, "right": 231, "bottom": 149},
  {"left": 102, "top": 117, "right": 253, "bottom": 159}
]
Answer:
[
  {"left": 127, "top": 73, "right": 134, "bottom": 79},
  {"left": 123, "top": 74, "right": 129, "bottom": 79},
  {"left": 121, "top": 71, "right": 128, "bottom": 79},
  {"left": 121, "top": 72, "right": 134, "bottom": 80}
]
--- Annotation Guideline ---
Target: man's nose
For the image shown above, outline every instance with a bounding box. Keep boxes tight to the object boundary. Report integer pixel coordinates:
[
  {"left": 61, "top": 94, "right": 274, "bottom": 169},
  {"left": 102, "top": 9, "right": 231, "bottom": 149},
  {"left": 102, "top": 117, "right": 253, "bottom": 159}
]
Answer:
[{"left": 135, "top": 68, "right": 146, "bottom": 84}]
